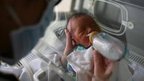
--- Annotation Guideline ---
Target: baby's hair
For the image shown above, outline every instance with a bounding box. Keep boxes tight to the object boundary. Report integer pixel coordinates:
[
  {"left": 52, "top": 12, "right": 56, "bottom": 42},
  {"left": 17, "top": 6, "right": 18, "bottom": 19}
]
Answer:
[
  {"left": 66, "top": 13, "right": 89, "bottom": 26},
  {"left": 66, "top": 12, "right": 101, "bottom": 33}
]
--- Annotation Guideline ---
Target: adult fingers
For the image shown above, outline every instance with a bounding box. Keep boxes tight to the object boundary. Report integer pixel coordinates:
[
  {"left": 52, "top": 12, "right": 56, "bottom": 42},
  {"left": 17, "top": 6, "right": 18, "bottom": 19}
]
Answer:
[{"left": 104, "top": 61, "right": 114, "bottom": 77}]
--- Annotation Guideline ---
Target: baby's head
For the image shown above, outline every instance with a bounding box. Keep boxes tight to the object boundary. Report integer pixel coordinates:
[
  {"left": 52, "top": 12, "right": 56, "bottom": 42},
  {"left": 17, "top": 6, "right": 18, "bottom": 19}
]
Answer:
[{"left": 67, "top": 13, "right": 101, "bottom": 48}]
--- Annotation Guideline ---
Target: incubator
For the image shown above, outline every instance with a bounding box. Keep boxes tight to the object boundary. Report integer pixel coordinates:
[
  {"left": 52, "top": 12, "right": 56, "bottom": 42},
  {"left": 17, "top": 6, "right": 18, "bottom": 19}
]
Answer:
[{"left": 1, "top": 0, "right": 144, "bottom": 81}]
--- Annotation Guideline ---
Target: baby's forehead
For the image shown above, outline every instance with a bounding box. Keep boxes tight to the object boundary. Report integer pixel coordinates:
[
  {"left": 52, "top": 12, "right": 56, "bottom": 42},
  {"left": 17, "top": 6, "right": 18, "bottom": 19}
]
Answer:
[
  {"left": 72, "top": 16, "right": 95, "bottom": 26},
  {"left": 67, "top": 15, "right": 95, "bottom": 31}
]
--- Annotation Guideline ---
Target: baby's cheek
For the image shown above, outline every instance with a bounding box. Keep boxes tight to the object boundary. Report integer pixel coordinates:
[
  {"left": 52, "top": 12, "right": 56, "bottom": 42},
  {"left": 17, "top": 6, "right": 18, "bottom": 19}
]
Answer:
[{"left": 84, "top": 37, "right": 90, "bottom": 44}]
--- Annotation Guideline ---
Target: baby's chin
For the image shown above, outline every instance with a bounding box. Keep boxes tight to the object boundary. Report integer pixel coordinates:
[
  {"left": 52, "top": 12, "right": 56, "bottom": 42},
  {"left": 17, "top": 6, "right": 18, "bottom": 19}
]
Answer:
[{"left": 84, "top": 43, "right": 92, "bottom": 49}]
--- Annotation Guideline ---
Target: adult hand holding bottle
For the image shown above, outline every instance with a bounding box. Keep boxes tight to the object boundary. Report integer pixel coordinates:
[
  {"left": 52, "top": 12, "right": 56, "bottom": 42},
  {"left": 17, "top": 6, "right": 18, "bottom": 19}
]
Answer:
[{"left": 92, "top": 50, "right": 114, "bottom": 81}]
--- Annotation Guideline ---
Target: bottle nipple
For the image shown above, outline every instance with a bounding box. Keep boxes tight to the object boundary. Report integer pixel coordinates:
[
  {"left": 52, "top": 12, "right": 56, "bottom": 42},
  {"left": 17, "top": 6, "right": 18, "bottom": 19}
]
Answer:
[{"left": 88, "top": 31, "right": 97, "bottom": 44}]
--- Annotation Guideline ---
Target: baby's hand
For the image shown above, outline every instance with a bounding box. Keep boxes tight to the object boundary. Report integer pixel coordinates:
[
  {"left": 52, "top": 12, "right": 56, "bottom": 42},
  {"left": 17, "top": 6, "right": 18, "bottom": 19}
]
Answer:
[
  {"left": 64, "top": 28, "right": 76, "bottom": 56},
  {"left": 61, "top": 29, "right": 76, "bottom": 66}
]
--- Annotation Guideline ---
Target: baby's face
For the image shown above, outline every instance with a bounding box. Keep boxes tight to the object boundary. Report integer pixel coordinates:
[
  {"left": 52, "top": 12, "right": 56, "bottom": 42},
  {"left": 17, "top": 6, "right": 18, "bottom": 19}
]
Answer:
[{"left": 67, "top": 18, "right": 94, "bottom": 48}]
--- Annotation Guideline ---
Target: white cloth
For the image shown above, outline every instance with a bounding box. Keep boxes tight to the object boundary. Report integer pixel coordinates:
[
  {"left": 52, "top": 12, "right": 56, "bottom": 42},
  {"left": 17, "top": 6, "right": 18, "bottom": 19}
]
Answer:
[{"left": 67, "top": 47, "right": 93, "bottom": 81}]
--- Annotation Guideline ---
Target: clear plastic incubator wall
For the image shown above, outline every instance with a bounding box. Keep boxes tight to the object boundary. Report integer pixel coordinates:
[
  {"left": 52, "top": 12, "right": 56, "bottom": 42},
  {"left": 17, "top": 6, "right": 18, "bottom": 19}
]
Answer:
[{"left": 1, "top": 0, "right": 144, "bottom": 81}]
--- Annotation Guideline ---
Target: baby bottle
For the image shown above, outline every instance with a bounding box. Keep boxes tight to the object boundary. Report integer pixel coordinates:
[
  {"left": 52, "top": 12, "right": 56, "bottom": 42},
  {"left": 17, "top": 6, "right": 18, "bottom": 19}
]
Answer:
[{"left": 89, "top": 32, "right": 125, "bottom": 61}]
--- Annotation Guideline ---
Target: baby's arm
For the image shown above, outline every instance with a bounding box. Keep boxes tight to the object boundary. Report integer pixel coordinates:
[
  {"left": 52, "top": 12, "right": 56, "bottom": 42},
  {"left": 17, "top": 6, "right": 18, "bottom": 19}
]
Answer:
[{"left": 61, "top": 29, "right": 76, "bottom": 66}]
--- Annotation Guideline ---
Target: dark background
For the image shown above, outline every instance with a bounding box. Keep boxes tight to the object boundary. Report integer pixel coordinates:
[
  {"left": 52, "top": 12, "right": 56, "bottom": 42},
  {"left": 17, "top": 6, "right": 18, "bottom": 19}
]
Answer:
[{"left": 0, "top": 0, "right": 47, "bottom": 58}]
